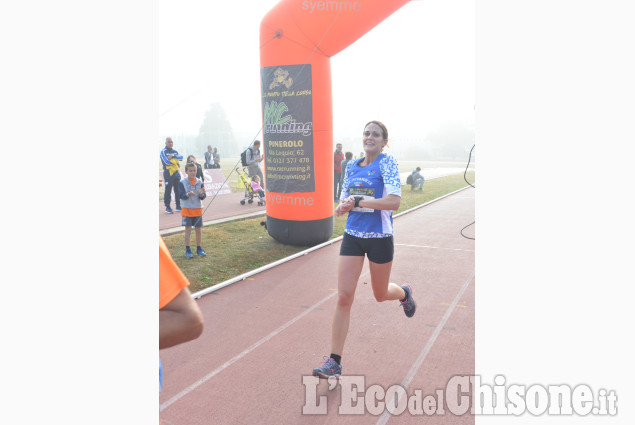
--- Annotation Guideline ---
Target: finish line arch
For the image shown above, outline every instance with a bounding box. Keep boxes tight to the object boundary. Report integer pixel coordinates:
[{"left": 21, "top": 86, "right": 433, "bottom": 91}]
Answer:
[{"left": 260, "top": 0, "right": 410, "bottom": 246}]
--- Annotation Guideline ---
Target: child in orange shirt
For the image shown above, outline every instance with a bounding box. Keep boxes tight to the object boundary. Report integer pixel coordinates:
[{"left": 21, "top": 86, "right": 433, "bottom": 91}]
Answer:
[{"left": 178, "top": 163, "right": 207, "bottom": 258}]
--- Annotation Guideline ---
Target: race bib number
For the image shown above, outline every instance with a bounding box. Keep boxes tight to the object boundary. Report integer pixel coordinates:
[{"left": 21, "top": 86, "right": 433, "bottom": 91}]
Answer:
[{"left": 350, "top": 187, "right": 374, "bottom": 212}]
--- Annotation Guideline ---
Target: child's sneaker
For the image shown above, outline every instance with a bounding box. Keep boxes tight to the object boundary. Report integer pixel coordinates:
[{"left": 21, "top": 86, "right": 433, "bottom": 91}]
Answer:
[
  {"left": 400, "top": 285, "right": 416, "bottom": 318},
  {"left": 185, "top": 247, "right": 194, "bottom": 258},
  {"left": 196, "top": 246, "right": 206, "bottom": 256},
  {"left": 312, "top": 356, "right": 342, "bottom": 379}
]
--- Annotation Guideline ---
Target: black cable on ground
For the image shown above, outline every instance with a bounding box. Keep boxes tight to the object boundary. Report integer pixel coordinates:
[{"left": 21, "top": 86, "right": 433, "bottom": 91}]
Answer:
[
  {"left": 460, "top": 221, "right": 475, "bottom": 240},
  {"left": 464, "top": 144, "right": 475, "bottom": 188},
  {"left": 461, "top": 144, "right": 475, "bottom": 240}
]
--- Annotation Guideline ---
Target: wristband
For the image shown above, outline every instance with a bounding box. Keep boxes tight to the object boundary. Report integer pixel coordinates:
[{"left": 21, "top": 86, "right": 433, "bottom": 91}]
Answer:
[{"left": 354, "top": 196, "right": 363, "bottom": 208}]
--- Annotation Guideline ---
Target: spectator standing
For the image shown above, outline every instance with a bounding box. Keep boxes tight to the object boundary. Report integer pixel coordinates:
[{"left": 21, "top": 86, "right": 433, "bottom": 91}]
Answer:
[
  {"left": 339, "top": 151, "right": 354, "bottom": 197},
  {"left": 204, "top": 145, "right": 214, "bottom": 169},
  {"left": 247, "top": 140, "right": 264, "bottom": 189},
  {"left": 212, "top": 147, "right": 221, "bottom": 168},
  {"left": 186, "top": 155, "right": 205, "bottom": 184},
  {"left": 160, "top": 137, "right": 183, "bottom": 214},
  {"left": 334, "top": 143, "right": 345, "bottom": 201}
]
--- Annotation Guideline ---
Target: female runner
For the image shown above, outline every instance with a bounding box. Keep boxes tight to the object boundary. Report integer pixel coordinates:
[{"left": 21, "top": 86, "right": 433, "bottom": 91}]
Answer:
[{"left": 312, "top": 120, "right": 416, "bottom": 378}]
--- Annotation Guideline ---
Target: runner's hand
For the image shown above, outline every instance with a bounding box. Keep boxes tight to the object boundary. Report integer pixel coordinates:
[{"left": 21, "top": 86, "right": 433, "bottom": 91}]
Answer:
[{"left": 335, "top": 197, "right": 354, "bottom": 217}]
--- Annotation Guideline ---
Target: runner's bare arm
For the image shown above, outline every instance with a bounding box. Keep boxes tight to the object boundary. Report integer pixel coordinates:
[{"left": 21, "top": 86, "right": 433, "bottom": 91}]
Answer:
[
  {"left": 159, "top": 287, "right": 204, "bottom": 349},
  {"left": 355, "top": 194, "right": 401, "bottom": 211}
]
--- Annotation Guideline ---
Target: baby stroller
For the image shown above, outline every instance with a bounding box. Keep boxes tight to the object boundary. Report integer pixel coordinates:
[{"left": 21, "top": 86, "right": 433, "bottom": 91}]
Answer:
[{"left": 237, "top": 167, "right": 265, "bottom": 206}]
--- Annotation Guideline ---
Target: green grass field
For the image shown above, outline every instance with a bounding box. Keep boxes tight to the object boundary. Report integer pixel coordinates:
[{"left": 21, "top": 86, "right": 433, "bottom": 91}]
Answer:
[{"left": 162, "top": 170, "right": 475, "bottom": 293}]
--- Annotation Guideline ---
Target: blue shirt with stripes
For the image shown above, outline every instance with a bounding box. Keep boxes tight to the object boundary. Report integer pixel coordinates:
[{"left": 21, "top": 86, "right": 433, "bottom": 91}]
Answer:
[{"left": 340, "top": 153, "right": 401, "bottom": 238}]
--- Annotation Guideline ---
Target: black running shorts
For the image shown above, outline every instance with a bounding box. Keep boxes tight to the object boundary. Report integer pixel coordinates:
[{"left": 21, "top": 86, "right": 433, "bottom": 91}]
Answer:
[{"left": 340, "top": 232, "right": 394, "bottom": 264}]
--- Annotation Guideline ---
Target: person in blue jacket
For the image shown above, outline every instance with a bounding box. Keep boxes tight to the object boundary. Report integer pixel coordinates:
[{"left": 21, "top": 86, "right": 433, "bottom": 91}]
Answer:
[
  {"left": 312, "top": 121, "right": 417, "bottom": 379},
  {"left": 160, "top": 137, "right": 183, "bottom": 214}
]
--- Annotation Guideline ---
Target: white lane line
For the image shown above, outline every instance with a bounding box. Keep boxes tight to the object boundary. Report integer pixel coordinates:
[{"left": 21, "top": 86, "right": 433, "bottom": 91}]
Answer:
[
  {"left": 395, "top": 243, "right": 474, "bottom": 253},
  {"left": 376, "top": 271, "right": 475, "bottom": 425},
  {"left": 190, "top": 185, "right": 473, "bottom": 300},
  {"left": 163, "top": 268, "right": 372, "bottom": 410},
  {"left": 160, "top": 290, "right": 338, "bottom": 411}
]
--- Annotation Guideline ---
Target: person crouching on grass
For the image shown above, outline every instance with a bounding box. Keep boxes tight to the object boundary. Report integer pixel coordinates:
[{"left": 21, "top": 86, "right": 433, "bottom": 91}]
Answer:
[{"left": 179, "top": 163, "right": 207, "bottom": 258}]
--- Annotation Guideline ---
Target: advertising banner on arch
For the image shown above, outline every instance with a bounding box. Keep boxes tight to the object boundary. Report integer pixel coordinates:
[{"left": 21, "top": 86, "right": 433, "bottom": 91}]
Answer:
[{"left": 261, "top": 64, "right": 315, "bottom": 193}]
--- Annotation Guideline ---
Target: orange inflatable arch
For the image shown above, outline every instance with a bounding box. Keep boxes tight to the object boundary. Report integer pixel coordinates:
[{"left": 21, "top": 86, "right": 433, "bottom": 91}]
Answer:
[{"left": 260, "top": 0, "right": 410, "bottom": 246}]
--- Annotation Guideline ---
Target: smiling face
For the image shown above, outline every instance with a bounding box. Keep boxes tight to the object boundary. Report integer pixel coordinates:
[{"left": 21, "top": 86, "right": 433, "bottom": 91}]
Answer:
[{"left": 362, "top": 123, "right": 386, "bottom": 156}]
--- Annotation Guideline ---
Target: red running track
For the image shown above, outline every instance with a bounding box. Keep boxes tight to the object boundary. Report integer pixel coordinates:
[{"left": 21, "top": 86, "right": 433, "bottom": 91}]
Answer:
[{"left": 159, "top": 187, "right": 475, "bottom": 424}]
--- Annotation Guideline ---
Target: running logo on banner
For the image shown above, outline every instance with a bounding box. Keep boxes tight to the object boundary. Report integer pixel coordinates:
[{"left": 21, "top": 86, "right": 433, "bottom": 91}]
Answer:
[{"left": 261, "top": 64, "right": 315, "bottom": 193}]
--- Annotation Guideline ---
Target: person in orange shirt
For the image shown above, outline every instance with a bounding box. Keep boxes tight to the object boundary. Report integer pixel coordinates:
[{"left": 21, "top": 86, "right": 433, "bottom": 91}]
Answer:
[
  {"left": 159, "top": 236, "right": 204, "bottom": 418},
  {"left": 178, "top": 163, "right": 207, "bottom": 258},
  {"left": 159, "top": 236, "right": 204, "bottom": 348}
]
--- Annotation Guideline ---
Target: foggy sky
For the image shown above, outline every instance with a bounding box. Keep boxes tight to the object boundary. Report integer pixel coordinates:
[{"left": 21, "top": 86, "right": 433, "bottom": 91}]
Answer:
[{"left": 159, "top": 0, "right": 475, "bottom": 147}]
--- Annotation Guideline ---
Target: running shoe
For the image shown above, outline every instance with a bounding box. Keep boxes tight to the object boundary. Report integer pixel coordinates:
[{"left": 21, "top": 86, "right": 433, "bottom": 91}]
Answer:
[
  {"left": 312, "top": 356, "right": 342, "bottom": 379},
  {"left": 165, "top": 207, "right": 173, "bottom": 214},
  {"left": 400, "top": 285, "right": 416, "bottom": 318},
  {"left": 196, "top": 246, "right": 206, "bottom": 256},
  {"left": 175, "top": 206, "right": 181, "bottom": 212},
  {"left": 185, "top": 247, "right": 194, "bottom": 259}
]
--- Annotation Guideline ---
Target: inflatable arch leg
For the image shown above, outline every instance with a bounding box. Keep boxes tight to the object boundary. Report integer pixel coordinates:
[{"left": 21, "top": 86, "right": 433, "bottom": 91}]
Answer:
[{"left": 260, "top": 0, "right": 410, "bottom": 246}]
